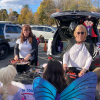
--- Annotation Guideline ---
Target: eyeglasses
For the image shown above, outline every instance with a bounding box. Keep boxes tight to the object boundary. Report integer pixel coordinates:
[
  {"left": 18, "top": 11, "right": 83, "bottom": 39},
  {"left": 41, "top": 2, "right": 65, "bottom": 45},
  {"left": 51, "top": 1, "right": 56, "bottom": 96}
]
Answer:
[{"left": 77, "top": 32, "right": 85, "bottom": 35}]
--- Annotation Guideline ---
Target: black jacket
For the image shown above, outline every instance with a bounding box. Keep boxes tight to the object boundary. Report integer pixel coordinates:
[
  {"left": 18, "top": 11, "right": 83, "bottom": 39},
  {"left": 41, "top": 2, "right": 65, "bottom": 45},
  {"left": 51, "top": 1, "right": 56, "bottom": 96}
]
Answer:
[{"left": 14, "top": 35, "right": 38, "bottom": 66}]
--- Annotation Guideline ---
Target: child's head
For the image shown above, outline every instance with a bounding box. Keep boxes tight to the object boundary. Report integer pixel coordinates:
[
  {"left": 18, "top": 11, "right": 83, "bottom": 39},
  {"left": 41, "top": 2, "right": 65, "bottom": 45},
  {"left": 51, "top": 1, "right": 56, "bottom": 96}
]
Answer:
[
  {"left": 43, "top": 60, "right": 67, "bottom": 93},
  {"left": 0, "top": 65, "right": 17, "bottom": 100},
  {"left": 43, "top": 60, "right": 65, "bottom": 80},
  {"left": 0, "top": 65, "right": 17, "bottom": 85}
]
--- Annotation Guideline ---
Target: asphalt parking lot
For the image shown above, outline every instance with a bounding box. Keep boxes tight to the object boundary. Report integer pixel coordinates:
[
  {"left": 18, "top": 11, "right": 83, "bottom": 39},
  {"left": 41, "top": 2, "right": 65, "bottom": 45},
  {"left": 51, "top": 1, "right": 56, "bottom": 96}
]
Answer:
[{"left": 0, "top": 43, "right": 48, "bottom": 68}]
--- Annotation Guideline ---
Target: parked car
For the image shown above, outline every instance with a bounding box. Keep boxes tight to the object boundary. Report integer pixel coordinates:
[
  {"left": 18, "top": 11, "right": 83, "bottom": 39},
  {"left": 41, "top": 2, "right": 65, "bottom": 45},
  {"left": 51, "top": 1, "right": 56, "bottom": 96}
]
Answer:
[
  {"left": 30, "top": 25, "right": 57, "bottom": 40},
  {"left": 0, "top": 22, "right": 22, "bottom": 59},
  {"left": 47, "top": 10, "right": 100, "bottom": 71}
]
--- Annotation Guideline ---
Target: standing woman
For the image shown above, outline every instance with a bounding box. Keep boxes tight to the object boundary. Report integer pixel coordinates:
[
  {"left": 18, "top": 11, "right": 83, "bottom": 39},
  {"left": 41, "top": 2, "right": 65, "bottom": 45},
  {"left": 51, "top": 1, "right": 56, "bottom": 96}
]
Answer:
[{"left": 14, "top": 24, "right": 38, "bottom": 66}]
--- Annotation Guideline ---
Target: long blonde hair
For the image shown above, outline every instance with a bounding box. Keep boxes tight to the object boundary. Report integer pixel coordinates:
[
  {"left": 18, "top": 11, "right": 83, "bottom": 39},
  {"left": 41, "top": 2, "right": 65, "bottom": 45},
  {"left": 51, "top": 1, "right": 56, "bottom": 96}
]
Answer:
[{"left": 0, "top": 65, "right": 17, "bottom": 100}]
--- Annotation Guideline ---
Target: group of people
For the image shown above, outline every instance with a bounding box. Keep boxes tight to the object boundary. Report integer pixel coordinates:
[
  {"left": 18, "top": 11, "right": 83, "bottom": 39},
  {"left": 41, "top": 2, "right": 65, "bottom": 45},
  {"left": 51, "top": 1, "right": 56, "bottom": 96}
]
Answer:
[
  {"left": 0, "top": 25, "right": 38, "bottom": 100},
  {"left": 0, "top": 24, "right": 99, "bottom": 100},
  {"left": 14, "top": 24, "right": 94, "bottom": 75},
  {"left": 0, "top": 60, "right": 100, "bottom": 100}
]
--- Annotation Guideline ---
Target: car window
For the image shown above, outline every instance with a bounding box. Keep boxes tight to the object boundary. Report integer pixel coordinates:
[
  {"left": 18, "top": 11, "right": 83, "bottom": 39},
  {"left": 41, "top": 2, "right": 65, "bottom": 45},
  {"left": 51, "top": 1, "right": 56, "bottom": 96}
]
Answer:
[
  {"left": 15, "top": 26, "right": 21, "bottom": 33},
  {"left": 5, "top": 26, "right": 17, "bottom": 33},
  {"left": 31, "top": 27, "right": 37, "bottom": 30},
  {"left": 37, "top": 27, "right": 43, "bottom": 31},
  {"left": 45, "top": 27, "right": 52, "bottom": 32},
  {"left": 0, "top": 24, "right": 5, "bottom": 35},
  {"left": 51, "top": 27, "right": 57, "bottom": 31}
]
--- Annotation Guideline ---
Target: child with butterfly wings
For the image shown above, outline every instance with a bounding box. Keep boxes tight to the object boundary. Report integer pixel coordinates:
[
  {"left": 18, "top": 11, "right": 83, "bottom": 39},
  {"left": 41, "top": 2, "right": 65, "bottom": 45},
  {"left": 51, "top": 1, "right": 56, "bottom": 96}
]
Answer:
[{"left": 33, "top": 60, "right": 97, "bottom": 100}]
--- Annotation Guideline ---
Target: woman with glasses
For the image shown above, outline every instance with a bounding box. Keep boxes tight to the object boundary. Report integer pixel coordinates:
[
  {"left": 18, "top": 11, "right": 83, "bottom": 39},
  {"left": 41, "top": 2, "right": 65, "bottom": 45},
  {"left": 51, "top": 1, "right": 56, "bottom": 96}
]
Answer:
[{"left": 63, "top": 24, "right": 94, "bottom": 77}]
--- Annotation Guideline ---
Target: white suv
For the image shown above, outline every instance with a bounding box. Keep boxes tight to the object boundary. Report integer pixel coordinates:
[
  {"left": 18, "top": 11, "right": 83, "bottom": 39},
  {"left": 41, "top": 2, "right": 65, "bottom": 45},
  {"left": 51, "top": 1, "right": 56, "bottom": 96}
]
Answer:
[
  {"left": 0, "top": 22, "right": 21, "bottom": 59},
  {"left": 30, "top": 25, "right": 57, "bottom": 40}
]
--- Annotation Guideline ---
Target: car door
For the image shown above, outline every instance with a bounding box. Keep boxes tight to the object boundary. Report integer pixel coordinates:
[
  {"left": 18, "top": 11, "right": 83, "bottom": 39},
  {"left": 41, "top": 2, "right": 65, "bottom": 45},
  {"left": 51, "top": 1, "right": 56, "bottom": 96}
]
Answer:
[
  {"left": 44, "top": 27, "right": 54, "bottom": 39},
  {"left": 4, "top": 24, "right": 21, "bottom": 47}
]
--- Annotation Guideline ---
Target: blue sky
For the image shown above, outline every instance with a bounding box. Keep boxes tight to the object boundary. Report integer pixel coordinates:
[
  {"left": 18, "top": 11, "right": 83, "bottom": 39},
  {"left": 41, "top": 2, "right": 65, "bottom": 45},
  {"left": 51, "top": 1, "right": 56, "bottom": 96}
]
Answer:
[{"left": 0, "top": 0, "right": 43, "bottom": 14}]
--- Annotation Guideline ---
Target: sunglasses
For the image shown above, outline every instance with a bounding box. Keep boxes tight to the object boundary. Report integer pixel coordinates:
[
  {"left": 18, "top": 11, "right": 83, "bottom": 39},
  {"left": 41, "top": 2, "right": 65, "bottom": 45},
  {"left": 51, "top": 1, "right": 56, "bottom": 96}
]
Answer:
[{"left": 77, "top": 32, "right": 85, "bottom": 35}]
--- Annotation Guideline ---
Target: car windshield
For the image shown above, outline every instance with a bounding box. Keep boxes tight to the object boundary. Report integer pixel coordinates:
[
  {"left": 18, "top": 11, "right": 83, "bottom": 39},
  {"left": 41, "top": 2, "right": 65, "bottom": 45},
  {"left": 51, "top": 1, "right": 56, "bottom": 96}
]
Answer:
[{"left": 51, "top": 27, "right": 57, "bottom": 31}]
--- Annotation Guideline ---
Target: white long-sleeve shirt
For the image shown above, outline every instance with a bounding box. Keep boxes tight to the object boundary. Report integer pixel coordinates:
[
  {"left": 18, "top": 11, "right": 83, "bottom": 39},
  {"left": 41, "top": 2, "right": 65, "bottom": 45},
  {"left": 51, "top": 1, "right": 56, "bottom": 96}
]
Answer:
[{"left": 63, "top": 43, "right": 92, "bottom": 70}]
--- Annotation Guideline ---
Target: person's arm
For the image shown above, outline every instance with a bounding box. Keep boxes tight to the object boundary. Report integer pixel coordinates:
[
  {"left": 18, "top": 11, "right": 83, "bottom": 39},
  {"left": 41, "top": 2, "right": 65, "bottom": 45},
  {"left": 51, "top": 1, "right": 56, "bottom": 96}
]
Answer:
[
  {"left": 14, "top": 43, "right": 19, "bottom": 60},
  {"left": 83, "top": 55, "right": 92, "bottom": 70},
  {"left": 14, "top": 88, "right": 22, "bottom": 100},
  {"left": 24, "top": 54, "right": 31, "bottom": 61},
  {"left": 30, "top": 37, "right": 38, "bottom": 56},
  {"left": 63, "top": 51, "right": 69, "bottom": 72},
  {"left": 79, "top": 54, "right": 92, "bottom": 77}
]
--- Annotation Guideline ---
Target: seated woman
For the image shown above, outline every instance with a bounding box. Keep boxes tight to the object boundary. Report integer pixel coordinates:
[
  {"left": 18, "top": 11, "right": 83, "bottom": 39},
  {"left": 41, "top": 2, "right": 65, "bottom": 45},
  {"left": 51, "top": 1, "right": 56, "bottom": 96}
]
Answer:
[
  {"left": 14, "top": 24, "right": 38, "bottom": 66},
  {"left": 43, "top": 60, "right": 67, "bottom": 97},
  {"left": 93, "top": 68, "right": 100, "bottom": 100},
  {"left": 63, "top": 25, "right": 93, "bottom": 77},
  {"left": 0, "top": 65, "right": 22, "bottom": 100}
]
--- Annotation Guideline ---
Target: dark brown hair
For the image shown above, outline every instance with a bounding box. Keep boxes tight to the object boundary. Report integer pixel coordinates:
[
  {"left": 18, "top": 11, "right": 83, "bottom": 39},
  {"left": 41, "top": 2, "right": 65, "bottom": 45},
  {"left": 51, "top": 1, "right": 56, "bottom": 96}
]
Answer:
[
  {"left": 20, "top": 24, "right": 33, "bottom": 44},
  {"left": 43, "top": 60, "right": 67, "bottom": 93}
]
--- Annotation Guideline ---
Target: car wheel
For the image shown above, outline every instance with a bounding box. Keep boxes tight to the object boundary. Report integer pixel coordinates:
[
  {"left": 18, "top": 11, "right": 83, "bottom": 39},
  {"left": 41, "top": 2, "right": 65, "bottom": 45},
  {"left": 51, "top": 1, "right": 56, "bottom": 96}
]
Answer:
[{"left": 0, "top": 45, "right": 8, "bottom": 60}]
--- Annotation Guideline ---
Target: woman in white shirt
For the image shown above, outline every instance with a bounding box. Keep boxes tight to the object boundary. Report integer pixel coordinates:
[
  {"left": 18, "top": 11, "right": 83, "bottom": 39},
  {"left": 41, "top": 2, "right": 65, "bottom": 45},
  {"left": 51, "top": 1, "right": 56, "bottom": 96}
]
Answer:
[
  {"left": 63, "top": 24, "right": 93, "bottom": 77},
  {"left": 14, "top": 25, "right": 38, "bottom": 66}
]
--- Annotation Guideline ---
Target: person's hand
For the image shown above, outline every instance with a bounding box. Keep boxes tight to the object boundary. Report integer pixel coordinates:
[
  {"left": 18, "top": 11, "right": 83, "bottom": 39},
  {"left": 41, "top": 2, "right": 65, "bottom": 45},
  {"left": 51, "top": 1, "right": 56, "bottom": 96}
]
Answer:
[
  {"left": 24, "top": 54, "right": 31, "bottom": 61},
  {"left": 63, "top": 64, "right": 69, "bottom": 72},
  {"left": 14, "top": 55, "right": 18, "bottom": 61},
  {"left": 78, "top": 70, "right": 85, "bottom": 77}
]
